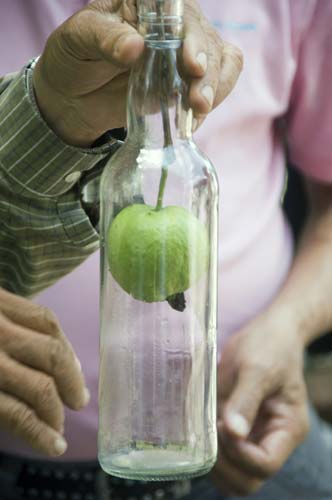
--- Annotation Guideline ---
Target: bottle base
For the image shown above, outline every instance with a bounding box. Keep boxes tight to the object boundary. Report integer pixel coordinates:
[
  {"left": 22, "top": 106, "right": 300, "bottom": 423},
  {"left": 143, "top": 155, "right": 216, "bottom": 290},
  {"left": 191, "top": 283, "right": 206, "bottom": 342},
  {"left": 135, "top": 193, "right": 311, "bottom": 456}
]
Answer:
[{"left": 99, "top": 448, "right": 216, "bottom": 481}]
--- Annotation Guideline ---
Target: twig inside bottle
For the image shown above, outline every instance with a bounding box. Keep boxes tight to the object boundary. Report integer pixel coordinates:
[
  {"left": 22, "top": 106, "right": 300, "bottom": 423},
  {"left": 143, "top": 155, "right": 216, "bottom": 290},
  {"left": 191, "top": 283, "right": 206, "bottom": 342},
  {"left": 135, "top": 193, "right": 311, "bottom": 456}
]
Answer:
[{"left": 155, "top": 0, "right": 173, "bottom": 211}]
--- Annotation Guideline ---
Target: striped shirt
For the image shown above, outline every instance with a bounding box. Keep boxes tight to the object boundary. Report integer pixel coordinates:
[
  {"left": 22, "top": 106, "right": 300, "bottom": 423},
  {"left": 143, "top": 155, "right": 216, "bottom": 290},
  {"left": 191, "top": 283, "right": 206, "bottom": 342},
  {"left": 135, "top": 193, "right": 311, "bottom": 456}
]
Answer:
[{"left": 0, "top": 64, "right": 118, "bottom": 296}]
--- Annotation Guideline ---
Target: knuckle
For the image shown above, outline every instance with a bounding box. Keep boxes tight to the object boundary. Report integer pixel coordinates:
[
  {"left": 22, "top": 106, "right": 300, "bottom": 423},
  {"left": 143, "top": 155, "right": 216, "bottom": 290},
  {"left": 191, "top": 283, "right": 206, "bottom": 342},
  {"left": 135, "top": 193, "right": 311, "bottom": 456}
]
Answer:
[
  {"left": 235, "top": 49, "right": 244, "bottom": 72},
  {"left": 207, "top": 49, "right": 221, "bottom": 73},
  {"left": 36, "top": 376, "right": 57, "bottom": 407},
  {"left": 7, "top": 402, "right": 45, "bottom": 447},
  {"left": 22, "top": 414, "right": 44, "bottom": 443},
  {"left": 184, "top": 2, "right": 203, "bottom": 24},
  {"left": 48, "top": 339, "right": 65, "bottom": 370},
  {"left": 240, "top": 361, "right": 274, "bottom": 393},
  {"left": 226, "top": 43, "right": 244, "bottom": 72},
  {"left": 203, "top": 19, "right": 222, "bottom": 48},
  {"left": 210, "top": 29, "right": 222, "bottom": 51},
  {"left": 59, "top": 13, "right": 84, "bottom": 49},
  {"left": 8, "top": 403, "right": 33, "bottom": 431},
  {"left": 42, "top": 307, "right": 61, "bottom": 336}
]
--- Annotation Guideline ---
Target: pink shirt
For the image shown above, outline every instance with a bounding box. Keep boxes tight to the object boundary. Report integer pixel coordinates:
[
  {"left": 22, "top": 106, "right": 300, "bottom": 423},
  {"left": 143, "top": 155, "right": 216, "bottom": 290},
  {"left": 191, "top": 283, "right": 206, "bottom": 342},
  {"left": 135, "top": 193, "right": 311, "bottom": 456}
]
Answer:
[{"left": 0, "top": 0, "right": 332, "bottom": 460}]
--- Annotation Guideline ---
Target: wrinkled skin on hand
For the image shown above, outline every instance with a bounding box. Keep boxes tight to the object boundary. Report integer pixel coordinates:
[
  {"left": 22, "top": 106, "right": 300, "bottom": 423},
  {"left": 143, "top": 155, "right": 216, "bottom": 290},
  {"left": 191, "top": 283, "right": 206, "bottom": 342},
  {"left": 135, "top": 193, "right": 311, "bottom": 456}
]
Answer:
[
  {"left": 213, "top": 311, "right": 309, "bottom": 496},
  {"left": 33, "top": 0, "right": 243, "bottom": 147},
  {"left": 0, "top": 288, "right": 89, "bottom": 456}
]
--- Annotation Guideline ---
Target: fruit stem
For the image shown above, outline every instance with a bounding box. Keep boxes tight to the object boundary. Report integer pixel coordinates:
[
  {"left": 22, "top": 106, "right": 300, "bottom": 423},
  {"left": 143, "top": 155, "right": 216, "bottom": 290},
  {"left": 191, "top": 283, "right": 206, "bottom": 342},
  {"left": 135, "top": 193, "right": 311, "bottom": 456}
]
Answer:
[
  {"left": 155, "top": 1, "right": 174, "bottom": 211},
  {"left": 156, "top": 165, "right": 168, "bottom": 210},
  {"left": 156, "top": 87, "right": 173, "bottom": 210}
]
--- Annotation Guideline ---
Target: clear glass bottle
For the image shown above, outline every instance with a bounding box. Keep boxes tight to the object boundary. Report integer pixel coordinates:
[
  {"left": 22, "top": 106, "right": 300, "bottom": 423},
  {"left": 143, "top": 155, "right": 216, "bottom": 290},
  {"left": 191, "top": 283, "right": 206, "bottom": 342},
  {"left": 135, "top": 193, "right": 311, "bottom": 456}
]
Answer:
[{"left": 99, "top": 0, "right": 219, "bottom": 481}]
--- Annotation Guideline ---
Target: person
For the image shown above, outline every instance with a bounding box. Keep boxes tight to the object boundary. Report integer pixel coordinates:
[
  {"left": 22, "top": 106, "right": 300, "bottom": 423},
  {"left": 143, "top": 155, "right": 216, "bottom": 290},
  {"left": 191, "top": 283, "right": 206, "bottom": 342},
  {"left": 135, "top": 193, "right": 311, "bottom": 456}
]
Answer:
[
  {"left": 0, "top": 1, "right": 241, "bottom": 499},
  {"left": 1, "top": 0, "right": 332, "bottom": 499}
]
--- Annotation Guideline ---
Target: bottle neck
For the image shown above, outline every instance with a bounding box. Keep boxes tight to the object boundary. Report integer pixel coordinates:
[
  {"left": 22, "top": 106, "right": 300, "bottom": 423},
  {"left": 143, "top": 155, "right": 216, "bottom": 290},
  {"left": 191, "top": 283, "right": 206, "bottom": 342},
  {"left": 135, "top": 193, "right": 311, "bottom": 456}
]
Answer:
[
  {"left": 137, "top": 0, "right": 184, "bottom": 42},
  {"left": 127, "top": 42, "right": 192, "bottom": 147}
]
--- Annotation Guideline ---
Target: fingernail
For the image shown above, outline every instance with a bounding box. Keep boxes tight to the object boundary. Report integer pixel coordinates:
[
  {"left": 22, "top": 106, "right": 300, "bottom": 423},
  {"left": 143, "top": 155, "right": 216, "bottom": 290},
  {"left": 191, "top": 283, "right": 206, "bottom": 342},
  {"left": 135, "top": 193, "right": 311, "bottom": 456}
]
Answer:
[
  {"left": 83, "top": 388, "right": 90, "bottom": 406},
  {"left": 54, "top": 436, "right": 67, "bottom": 455},
  {"left": 201, "top": 85, "right": 214, "bottom": 108},
  {"left": 228, "top": 412, "right": 249, "bottom": 438},
  {"left": 196, "top": 52, "right": 207, "bottom": 73}
]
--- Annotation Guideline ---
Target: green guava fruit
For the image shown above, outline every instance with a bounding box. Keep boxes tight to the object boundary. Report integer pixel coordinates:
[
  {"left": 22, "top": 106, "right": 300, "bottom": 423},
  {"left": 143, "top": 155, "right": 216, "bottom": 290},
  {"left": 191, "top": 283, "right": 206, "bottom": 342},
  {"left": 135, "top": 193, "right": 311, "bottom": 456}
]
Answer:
[{"left": 107, "top": 204, "right": 209, "bottom": 302}]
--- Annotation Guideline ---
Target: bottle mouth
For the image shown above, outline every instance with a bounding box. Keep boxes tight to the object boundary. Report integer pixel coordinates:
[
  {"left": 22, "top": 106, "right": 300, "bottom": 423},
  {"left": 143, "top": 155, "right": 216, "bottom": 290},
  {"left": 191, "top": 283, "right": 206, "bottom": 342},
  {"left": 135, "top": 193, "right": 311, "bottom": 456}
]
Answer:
[{"left": 137, "top": 0, "right": 184, "bottom": 41}]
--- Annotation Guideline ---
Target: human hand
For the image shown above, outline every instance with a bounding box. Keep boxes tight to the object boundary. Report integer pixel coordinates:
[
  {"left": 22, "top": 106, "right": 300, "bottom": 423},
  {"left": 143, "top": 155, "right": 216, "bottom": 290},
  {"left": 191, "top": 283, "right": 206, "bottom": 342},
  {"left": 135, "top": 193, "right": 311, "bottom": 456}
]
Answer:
[
  {"left": 213, "top": 310, "right": 309, "bottom": 496},
  {"left": 0, "top": 288, "right": 89, "bottom": 456},
  {"left": 33, "top": 0, "right": 243, "bottom": 147}
]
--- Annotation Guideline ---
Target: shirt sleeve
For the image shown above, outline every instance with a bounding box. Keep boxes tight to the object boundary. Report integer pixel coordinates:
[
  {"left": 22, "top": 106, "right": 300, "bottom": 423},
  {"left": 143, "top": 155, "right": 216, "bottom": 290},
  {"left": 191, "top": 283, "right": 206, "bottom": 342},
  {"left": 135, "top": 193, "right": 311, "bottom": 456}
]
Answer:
[
  {"left": 0, "top": 64, "right": 116, "bottom": 297},
  {"left": 287, "top": 0, "right": 332, "bottom": 182}
]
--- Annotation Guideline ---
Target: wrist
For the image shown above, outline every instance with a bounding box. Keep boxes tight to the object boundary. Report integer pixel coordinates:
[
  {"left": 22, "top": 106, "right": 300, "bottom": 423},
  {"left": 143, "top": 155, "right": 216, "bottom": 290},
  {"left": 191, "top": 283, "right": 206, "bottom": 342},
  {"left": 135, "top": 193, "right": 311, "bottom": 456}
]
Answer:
[
  {"left": 264, "top": 298, "right": 313, "bottom": 350},
  {"left": 257, "top": 297, "right": 307, "bottom": 352}
]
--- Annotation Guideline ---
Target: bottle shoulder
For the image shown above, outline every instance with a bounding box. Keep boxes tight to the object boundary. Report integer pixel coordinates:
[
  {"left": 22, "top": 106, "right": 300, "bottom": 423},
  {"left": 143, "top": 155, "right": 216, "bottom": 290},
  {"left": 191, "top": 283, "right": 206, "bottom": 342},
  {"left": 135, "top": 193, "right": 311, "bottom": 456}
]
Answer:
[
  {"left": 102, "top": 138, "right": 217, "bottom": 177},
  {"left": 100, "top": 137, "right": 218, "bottom": 221}
]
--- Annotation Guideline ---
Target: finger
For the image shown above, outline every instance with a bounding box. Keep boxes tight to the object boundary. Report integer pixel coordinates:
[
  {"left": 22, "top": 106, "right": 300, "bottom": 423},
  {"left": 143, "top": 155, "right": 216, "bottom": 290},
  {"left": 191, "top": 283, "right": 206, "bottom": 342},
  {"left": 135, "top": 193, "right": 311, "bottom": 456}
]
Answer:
[
  {"left": 0, "top": 391, "right": 67, "bottom": 457},
  {"left": 59, "top": 8, "right": 144, "bottom": 72},
  {"left": 1, "top": 319, "right": 89, "bottom": 411},
  {"left": 218, "top": 426, "right": 275, "bottom": 480},
  {"left": 220, "top": 400, "right": 309, "bottom": 479},
  {"left": 0, "top": 352, "right": 64, "bottom": 432},
  {"left": 192, "top": 116, "right": 205, "bottom": 133},
  {"left": 221, "top": 429, "right": 299, "bottom": 481},
  {"left": 221, "top": 367, "right": 268, "bottom": 439},
  {"left": 0, "top": 288, "right": 63, "bottom": 340},
  {"left": 188, "top": 46, "right": 220, "bottom": 117},
  {"left": 257, "top": 425, "right": 307, "bottom": 473},
  {"left": 182, "top": 2, "right": 208, "bottom": 78},
  {"left": 0, "top": 292, "right": 84, "bottom": 377},
  {"left": 215, "top": 41, "right": 243, "bottom": 107},
  {"left": 189, "top": 39, "right": 243, "bottom": 118},
  {"left": 212, "top": 454, "right": 264, "bottom": 497}
]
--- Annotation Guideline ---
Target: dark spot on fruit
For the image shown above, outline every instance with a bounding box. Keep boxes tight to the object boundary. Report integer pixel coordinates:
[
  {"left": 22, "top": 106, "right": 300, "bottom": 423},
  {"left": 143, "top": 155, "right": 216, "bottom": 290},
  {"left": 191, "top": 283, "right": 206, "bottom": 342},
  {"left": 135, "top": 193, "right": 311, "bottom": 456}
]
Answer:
[{"left": 167, "top": 292, "right": 186, "bottom": 312}]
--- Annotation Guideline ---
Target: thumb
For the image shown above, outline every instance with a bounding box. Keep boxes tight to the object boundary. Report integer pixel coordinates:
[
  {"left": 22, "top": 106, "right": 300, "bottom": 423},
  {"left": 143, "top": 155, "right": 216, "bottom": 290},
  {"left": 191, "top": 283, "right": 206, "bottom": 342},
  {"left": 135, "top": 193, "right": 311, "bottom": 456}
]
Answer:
[
  {"left": 222, "top": 368, "right": 267, "bottom": 439},
  {"left": 59, "top": 5, "right": 144, "bottom": 69}
]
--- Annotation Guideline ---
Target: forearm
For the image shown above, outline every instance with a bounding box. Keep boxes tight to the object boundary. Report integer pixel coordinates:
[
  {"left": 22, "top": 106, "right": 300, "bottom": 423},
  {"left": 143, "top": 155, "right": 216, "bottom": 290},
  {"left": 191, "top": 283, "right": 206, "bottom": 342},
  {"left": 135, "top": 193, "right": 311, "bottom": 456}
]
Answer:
[
  {"left": 266, "top": 180, "right": 332, "bottom": 347},
  {"left": 0, "top": 66, "right": 116, "bottom": 296}
]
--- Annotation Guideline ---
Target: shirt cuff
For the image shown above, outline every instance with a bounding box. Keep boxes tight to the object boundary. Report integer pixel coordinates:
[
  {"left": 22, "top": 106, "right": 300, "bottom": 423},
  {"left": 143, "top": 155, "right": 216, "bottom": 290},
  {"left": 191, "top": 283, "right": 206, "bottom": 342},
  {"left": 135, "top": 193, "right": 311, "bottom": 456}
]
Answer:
[{"left": 0, "top": 64, "right": 119, "bottom": 198}]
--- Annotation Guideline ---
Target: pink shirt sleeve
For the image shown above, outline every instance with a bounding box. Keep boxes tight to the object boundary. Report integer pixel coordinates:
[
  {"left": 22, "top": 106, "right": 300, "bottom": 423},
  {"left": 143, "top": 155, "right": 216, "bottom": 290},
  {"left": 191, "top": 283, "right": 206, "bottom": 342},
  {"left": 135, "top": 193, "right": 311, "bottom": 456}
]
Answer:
[{"left": 287, "top": 0, "right": 332, "bottom": 182}]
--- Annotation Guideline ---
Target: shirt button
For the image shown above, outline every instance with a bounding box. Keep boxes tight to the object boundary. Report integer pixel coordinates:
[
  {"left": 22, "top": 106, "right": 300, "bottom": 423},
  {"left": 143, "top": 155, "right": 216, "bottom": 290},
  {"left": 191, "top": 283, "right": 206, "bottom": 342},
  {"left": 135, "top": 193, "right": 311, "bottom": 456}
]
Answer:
[{"left": 65, "top": 171, "right": 81, "bottom": 183}]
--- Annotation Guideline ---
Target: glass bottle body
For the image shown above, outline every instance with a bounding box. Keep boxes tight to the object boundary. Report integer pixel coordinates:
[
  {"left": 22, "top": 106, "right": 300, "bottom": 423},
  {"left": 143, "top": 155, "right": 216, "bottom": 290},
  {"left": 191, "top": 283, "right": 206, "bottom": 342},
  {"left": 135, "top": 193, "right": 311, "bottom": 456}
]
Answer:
[{"left": 99, "top": 36, "right": 219, "bottom": 481}]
